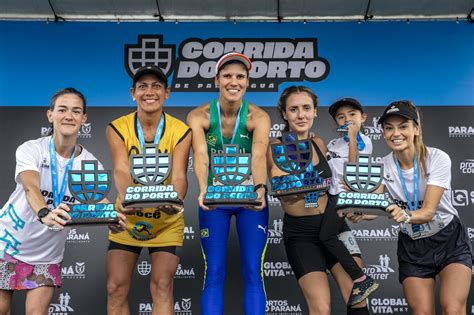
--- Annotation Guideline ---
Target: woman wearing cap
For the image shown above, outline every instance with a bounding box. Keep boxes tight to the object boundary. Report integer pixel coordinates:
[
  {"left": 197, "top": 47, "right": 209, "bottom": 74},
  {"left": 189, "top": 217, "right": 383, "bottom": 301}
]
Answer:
[
  {"left": 355, "top": 100, "right": 472, "bottom": 314},
  {"left": 187, "top": 52, "right": 271, "bottom": 315},
  {"left": 106, "top": 65, "right": 192, "bottom": 315},
  {"left": 0, "top": 88, "right": 125, "bottom": 315},
  {"left": 268, "top": 86, "right": 376, "bottom": 315}
]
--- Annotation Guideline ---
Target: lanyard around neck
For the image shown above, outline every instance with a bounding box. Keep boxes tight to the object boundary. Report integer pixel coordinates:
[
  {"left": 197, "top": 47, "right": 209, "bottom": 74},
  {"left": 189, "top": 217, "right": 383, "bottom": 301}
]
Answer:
[
  {"left": 395, "top": 154, "right": 419, "bottom": 211},
  {"left": 216, "top": 101, "right": 242, "bottom": 146},
  {"left": 49, "top": 137, "right": 77, "bottom": 208},
  {"left": 136, "top": 113, "right": 164, "bottom": 152}
]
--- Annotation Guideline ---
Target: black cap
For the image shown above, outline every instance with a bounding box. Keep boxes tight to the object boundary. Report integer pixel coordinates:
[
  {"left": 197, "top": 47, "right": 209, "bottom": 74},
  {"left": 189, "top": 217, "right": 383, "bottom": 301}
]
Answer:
[
  {"left": 328, "top": 98, "right": 364, "bottom": 118},
  {"left": 132, "top": 65, "right": 168, "bottom": 88},
  {"left": 378, "top": 101, "right": 418, "bottom": 125}
]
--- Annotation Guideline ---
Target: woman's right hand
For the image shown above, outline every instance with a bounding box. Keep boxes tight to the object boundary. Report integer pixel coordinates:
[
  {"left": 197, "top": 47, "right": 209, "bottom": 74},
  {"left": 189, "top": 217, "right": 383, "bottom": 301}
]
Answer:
[
  {"left": 43, "top": 203, "right": 71, "bottom": 230},
  {"left": 344, "top": 212, "right": 378, "bottom": 223}
]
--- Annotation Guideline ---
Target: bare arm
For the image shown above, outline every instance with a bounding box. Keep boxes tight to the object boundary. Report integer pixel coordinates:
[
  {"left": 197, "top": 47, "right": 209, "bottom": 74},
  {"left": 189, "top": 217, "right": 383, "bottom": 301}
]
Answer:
[
  {"left": 170, "top": 131, "right": 192, "bottom": 201},
  {"left": 386, "top": 184, "right": 442, "bottom": 224},
  {"left": 248, "top": 107, "right": 271, "bottom": 210},
  {"left": 187, "top": 107, "right": 211, "bottom": 210},
  {"left": 18, "top": 170, "right": 70, "bottom": 229}
]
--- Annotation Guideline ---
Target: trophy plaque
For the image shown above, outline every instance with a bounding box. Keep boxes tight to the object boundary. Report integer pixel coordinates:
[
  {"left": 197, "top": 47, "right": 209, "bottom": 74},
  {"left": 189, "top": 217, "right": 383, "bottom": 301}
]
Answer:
[
  {"left": 270, "top": 133, "right": 331, "bottom": 207},
  {"left": 122, "top": 144, "right": 182, "bottom": 209},
  {"left": 336, "top": 154, "right": 390, "bottom": 216},
  {"left": 204, "top": 144, "right": 260, "bottom": 207},
  {"left": 67, "top": 160, "right": 118, "bottom": 225}
]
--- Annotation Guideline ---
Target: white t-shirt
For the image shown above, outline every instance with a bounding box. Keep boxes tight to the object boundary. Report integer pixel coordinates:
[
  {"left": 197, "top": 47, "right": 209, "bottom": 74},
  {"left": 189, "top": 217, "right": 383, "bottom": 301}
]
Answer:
[
  {"left": 0, "top": 136, "right": 100, "bottom": 264},
  {"left": 327, "top": 134, "right": 373, "bottom": 195},
  {"left": 382, "top": 147, "right": 457, "bottom": 239}
]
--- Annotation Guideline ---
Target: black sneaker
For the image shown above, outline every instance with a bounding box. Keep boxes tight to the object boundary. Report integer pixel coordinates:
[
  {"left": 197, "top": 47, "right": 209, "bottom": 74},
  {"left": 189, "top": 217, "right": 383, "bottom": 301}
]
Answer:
[{"left": 348, "top": 275, "right": 379, "bottom": 306}]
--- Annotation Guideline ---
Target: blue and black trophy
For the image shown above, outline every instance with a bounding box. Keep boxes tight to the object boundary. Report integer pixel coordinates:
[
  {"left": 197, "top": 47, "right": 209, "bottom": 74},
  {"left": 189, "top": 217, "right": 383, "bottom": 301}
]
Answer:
[
  {"left": 270, "top": 132, "right": 331, "bottom": 207},
  {"left": 335, "top": 154, "right": 390, "bottom": 216},
  {"left": 67, "top": 160, "right": 118, "bottom": 224},
  {"left": 122, "top": 144, "right": 182, "bottom": 209},
  {"left": 204, "top": 144, "right": 260, "bottom": 207}
]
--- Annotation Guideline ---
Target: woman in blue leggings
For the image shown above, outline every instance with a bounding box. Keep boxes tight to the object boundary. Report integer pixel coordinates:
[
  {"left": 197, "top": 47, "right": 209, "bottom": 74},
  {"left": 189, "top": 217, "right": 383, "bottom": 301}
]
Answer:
[{"left": 187, "top": 52, "right": 271, "bottom": 314}]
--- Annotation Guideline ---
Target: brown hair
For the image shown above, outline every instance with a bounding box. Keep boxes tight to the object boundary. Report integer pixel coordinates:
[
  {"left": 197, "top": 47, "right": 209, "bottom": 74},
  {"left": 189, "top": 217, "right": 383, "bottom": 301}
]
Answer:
[{"left": 277, "top": 86, "right": 318, "bottom": 131}]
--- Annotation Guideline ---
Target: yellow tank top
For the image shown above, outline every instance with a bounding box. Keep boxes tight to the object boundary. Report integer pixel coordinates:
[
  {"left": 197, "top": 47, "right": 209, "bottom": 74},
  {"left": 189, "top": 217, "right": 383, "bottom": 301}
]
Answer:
[{"left": 108, "top": 111, "right": 190, "bottom": 247}]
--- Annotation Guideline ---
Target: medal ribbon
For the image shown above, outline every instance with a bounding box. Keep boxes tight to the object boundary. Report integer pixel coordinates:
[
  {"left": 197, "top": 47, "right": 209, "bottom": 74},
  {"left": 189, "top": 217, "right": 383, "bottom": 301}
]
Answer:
[
  {"left": 136, "top": 113, "right": 164, "bottom": 152},
  {"left": 216, "top": 101, "right": 242, "bottom": 146},
  {"left": 395, "top": 154, "right": 419, "bottom": 211},
  {"left": 49, "top": 137, "right": 76, "bottom": 207}
]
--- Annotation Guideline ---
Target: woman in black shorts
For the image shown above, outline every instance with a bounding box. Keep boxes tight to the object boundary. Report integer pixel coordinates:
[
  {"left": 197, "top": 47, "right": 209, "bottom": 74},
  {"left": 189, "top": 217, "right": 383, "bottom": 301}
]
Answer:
[{"left": 267, "top": 86, "right": 375, "bottom": 314}]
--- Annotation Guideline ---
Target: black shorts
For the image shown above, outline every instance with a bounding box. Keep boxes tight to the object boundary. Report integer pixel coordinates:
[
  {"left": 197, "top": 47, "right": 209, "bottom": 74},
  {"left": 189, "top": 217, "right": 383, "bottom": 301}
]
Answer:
[
  {"left": 397, "top": 215, "right": 472, "bottom": 283},
  {"left": 108, "top": 240, "right": 177, "bottom": 256},
  {"left": 283, "top": 212, "right": 361, "bottom": 280}
]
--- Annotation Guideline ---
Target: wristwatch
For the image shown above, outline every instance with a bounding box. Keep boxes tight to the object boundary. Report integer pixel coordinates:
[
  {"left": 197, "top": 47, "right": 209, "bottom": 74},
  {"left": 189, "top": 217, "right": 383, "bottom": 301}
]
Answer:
[
  {"left": 37, "top": 207, "right": 51, "bottom": 224},
  {"left": 253, "top": 184, "right": 268, "bottom": 193}
]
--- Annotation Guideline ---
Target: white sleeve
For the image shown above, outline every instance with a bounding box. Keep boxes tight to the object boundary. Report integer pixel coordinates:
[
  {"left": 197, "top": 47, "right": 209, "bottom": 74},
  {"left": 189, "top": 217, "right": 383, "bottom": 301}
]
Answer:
[
  {"left": 426, "top": 149, "right": 451, "bottom": 190},
  {"left": 15, "top": 141, "right": 41, "bottom": 183}
]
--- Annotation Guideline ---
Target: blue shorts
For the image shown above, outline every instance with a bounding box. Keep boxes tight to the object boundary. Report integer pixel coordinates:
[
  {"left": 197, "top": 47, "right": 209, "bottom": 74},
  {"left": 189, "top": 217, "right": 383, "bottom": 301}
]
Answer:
[{"left": 397, "top": 215, "right": 472, "bottom": 283}]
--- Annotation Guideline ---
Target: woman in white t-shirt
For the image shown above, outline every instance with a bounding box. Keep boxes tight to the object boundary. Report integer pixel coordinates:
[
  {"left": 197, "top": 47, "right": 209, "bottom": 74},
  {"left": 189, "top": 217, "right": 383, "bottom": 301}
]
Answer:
[
  {"left": 0, "top": 88, "right": 125, "bottom": 315},
  {"left": 367, "top": 100, "right": 471, "bottom": 315}
]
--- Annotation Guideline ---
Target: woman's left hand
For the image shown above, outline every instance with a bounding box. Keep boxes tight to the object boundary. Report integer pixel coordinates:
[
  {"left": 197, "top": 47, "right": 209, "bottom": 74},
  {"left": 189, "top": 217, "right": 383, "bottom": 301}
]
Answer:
[
  {"left": 108, "top": 212, "right": 127, "bottom": 233},
  {"left": 386, "top": 204, "right": 410, "bottom": 223}
]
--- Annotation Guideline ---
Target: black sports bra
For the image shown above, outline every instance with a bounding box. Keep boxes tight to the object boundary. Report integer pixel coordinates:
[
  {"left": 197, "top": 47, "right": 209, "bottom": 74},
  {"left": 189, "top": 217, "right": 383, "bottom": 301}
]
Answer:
[{"left": 310, "top": 140, "right": 332, "bottom": 180}]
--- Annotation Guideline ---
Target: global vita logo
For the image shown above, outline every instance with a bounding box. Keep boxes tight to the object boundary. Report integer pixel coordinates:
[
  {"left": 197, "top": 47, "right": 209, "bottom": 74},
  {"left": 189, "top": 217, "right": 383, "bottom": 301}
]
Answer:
[
  {"left": 125, "top": 35, "right": 329, "bottom": 92},
  {"left": 137, "top": 260, "right": 152, "bottom": 276}
]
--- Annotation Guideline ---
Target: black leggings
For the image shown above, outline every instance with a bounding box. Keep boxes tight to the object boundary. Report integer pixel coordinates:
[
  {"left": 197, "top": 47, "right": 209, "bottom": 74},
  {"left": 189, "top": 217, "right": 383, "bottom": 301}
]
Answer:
[{"left": 319, "top": 195, "right": 364, "bottom": 280}]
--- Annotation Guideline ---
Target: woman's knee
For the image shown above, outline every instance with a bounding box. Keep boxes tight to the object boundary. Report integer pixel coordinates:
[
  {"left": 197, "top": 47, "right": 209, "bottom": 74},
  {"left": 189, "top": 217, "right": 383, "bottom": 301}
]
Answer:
[
  {"left": 441, "top": 301, "right": 466, "bottom": 315},
  {"left": 107, "top": 275, "right": 131, "bottom": 297},
  {"left": 150, "top": 275, "right": 174, "bottom": 297}
]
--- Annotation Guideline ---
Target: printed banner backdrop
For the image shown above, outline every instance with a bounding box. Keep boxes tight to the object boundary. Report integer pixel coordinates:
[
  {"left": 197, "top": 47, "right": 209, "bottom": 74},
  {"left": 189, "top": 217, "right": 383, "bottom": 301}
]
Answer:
[
  {"left": 0, "top": 21, "right": 473, "bottom": 107},
  {"left": 0, "top": 105, "right": 473, "bottom": 315},
  {"left": 0, "top": 20, "right": 473, "bottom": 315}
]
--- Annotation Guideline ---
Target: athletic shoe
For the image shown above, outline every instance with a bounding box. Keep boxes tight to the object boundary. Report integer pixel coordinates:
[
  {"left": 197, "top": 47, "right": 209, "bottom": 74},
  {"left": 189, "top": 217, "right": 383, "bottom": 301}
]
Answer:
[{"left": 347, "top": 275, "right": 379, "bottom": 306}]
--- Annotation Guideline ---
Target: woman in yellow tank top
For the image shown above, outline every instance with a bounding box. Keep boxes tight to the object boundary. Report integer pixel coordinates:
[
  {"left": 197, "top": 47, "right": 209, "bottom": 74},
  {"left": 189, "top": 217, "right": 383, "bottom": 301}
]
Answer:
[{"left": 105, "top": 65, "right": 192, "bottom": 315}]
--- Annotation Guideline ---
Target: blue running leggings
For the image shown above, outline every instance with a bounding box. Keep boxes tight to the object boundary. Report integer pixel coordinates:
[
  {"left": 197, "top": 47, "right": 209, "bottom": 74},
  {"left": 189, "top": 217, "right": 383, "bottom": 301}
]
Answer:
[{"left": 199, "top": 205, "right": 269, "bottom": 315}]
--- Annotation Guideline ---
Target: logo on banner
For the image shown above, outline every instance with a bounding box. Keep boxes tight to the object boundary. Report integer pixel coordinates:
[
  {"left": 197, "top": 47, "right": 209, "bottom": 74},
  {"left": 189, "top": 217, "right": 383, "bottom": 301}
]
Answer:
[
  {"left": 467, "top": 227, "right": 474, "bottom": 240},
  {"left": 184, "top": 225, "right": 195, "bottom": 240},
  {"left": 449, "top": 126, "right": 474, "bottom": 137},
  {"left": 62, "top": 262, "right": 86, "bottom": 279},
  {"left": 352, "top": 226, "right": 399, "bottom": 241},
  {"left": 66, "top": 229, "right": 90, "bottom": 243},
  {"left": 187, "top": 156, "right": 194, "bottom": 172},
  {"left": 125, "top": 35, "right": 329, "bottom": 92},
  {"left": 174, "top": 264, "right": 195, "bottom": 279},
  {"left": 138, "top": 303, "right": 153, "bottom": 315},
  {"left": 368, "top": 297, "right": 408, "bottom": 314},
  {"left": 137, "top": 260, "right": 152, "bottom": 276},
  {"left": 49, "top": 292, "right": 74, "bottom": 315},
  {"left": 267, "top": 195, "right": 281, "bottom": 207},
  {"left": 266, "top": 300, "right": 303, "bottom": 314},
  {"left": 41, "top": 123, "right": 92, "bottom": 138},
  {"left": 174, "top": 298, "right": 192, "bottom": 314},
  {"left": 460, "top": 159, "right": 474, "bottom": 174},
  {"left": 264, "top": 261, "right": 293, "bottom": 277},
  {"left": 125, "top": 35, "right": 176, "bottom": 80},
  {"left": 268, "top": 219, "right": 283, "bottom": 244},
  {"left": 269, "top": 123, "right": 286, "bottom": 138},
  {"left": 364, "top": 117, "right": 383, "bottom": 141},
  {"left": 363, "top": 254, "right": 395, "bottom": 280},
  {"left": 452, "top": 189, "right": 474, "bottom": 207}
]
